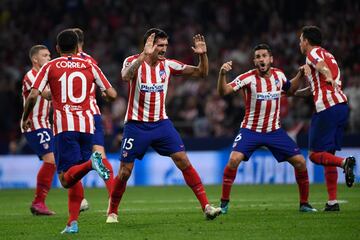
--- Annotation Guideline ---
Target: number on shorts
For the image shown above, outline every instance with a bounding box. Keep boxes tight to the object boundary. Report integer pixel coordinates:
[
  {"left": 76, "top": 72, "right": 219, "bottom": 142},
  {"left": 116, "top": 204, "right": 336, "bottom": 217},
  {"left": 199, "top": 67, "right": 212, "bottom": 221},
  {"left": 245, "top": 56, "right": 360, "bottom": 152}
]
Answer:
[
  {"left": 122, "top": 138, "right": 134, "bottom": 150},
  {"left": 37, "top": 131, "right": 51, "bottom": 144},
  {"left": 234, "top": 133, "right": 242, "bottom": 142}
]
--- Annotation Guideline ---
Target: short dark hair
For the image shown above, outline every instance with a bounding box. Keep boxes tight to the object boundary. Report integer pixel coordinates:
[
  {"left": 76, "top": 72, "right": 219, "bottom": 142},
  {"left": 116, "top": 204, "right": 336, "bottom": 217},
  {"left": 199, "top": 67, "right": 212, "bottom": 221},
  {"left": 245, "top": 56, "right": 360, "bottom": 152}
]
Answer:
[
  {"left": 29, "top": 45, "right": 48, "bottom": 60},
  {"left": 253, "top": 43, "right": 272, "bottom": 56},
  {"left": 56, "top": 29, "right": 78, "bottom": 53},
  {"left": 143, "top": 28, "right": 168, "bottom": 45},
  {"left": 302, "top": 26, "right": 322, "bottom": 46},
  {"left": 72, "top": 28, "right": 84, "bottom": 44}
]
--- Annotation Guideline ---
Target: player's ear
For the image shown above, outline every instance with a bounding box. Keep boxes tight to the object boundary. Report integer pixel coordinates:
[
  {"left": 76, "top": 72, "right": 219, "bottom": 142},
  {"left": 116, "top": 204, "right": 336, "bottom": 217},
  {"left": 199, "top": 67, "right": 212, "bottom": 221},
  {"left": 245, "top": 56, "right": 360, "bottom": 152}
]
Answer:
[
  {"left": 32, "top": 56, "right": 38, "bottom": 64},
  {"left": 270, "top": 55, "right": 273, "bottom": 64}
]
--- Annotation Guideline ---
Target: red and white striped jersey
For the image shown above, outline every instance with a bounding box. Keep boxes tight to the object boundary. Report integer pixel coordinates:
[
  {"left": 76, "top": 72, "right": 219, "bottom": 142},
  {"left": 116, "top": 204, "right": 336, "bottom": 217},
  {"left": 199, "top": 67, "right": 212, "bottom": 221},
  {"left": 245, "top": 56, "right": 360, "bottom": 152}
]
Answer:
[
  {"left": 32, "top": 55, "right": 112, "bottom": 135},
  {"left": 306, "top": 47, "right": 347, "bottom": 112},
  {"left": 123, "top": 55, "right": 186, "bottom": 122},
  {"left": 228, "top": 68, "right": 289, "bottom": 133},
  {"left": 77, "top": 52, "right": 101, "bottom": 115},
  {"left": 21, "top": 69, "right": 51, "bottom": 133}
]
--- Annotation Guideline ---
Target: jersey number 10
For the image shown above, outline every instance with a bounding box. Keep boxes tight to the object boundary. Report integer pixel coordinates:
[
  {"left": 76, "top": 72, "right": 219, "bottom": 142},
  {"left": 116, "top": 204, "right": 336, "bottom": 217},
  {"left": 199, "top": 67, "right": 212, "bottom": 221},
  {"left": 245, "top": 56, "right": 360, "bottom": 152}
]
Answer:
[{"left": 59, "top": 72, "right": 87, "bottom": 103}]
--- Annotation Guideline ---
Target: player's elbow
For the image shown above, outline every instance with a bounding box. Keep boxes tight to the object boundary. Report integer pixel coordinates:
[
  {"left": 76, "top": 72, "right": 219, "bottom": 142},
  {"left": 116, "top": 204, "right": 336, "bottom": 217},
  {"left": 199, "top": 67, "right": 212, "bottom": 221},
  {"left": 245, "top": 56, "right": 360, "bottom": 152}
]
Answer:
[
  {"left": 121, "top": 71, "right": 131, "bottom": 82},
  {"left": 28, "top": 89, "right": 40, "bottom": 102}
]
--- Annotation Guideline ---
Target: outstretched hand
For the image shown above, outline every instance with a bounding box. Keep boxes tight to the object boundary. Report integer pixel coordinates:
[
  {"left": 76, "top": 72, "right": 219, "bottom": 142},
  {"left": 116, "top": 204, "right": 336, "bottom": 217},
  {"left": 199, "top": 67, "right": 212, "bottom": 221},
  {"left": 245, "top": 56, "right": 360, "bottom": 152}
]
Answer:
[
  {"left": 191, "top": 34, "right": 207, "bottom": 54},
  {"left": 22, "top": 119, "right": 32, "bottom": 131},
  {"left": 299, "top": 64, "right": 311, "bottom": 77},
  {"left": 326, "top": 77, "right": 339, "bottom": 90},
  {"left": 220, "top": 61, "right": 233, "bottom": 75},
  {"left": 143, "top": 33, "right": 157, "bottom": 56}
]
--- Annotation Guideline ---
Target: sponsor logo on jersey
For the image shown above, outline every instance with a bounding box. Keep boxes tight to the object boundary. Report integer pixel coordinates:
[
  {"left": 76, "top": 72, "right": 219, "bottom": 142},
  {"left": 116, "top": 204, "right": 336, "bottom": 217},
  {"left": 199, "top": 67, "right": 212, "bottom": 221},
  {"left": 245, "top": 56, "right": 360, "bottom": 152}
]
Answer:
[
  {"left": 140, "top": 83, "right": 164, "bottom": 93},
  {"left": 56, "top": 61, "right": 87, "bottom": 69},
  {"left": 256, "top": 91, "right": 281, "bottom": 101},
  {"left": 63, "top": 104, "right": 83, "bottom": 112}
]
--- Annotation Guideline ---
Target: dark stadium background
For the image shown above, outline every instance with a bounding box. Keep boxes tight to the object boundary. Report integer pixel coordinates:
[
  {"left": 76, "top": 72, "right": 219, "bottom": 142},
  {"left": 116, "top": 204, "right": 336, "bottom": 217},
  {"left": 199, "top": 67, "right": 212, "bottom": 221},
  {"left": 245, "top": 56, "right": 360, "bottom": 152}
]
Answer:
[{"left": 0, "top": 0, "right": 359, "bottom": 154}]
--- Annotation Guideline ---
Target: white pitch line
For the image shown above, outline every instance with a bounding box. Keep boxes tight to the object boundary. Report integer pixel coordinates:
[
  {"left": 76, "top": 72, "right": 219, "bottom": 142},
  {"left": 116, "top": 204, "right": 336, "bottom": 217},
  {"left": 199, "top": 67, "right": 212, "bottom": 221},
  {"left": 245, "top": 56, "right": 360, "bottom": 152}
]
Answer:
[{"left": 2, "top": 200, "right": 349, "bottom": 216}]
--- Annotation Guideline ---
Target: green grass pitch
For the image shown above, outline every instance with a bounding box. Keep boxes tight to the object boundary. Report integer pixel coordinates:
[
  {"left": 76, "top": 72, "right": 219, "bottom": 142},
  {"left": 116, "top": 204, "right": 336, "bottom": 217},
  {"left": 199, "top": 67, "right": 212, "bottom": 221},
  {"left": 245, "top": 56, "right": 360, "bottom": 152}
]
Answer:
[{"left": 0, "top": 184, "right": 359, "bottom": 240}]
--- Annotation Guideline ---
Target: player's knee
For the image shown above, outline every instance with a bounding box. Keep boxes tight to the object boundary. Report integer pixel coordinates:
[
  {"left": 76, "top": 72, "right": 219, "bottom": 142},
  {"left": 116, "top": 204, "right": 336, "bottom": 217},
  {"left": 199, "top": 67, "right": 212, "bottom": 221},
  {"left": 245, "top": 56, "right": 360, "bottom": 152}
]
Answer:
[
  {"left": 228, "top": 152, "right": 243, "bottom": 169},
  {"left": 171, "top": 152, "right": 190, "bottom": 170},
  {"left": 289, "top": 155, "right": 307, "bottom": 171},
  {"left": 295, "top": 160, "right": 307, "bottom": 171},
  {"left": 42, "top": 153, "right": 56, "bottom": 164}
]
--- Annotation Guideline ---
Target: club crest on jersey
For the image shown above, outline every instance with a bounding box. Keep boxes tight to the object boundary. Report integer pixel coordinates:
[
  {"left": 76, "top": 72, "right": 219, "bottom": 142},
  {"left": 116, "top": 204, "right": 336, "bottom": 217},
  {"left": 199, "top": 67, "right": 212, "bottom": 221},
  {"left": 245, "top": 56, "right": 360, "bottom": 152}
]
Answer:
[
  {"left": 43, "top": 143, "right": 49, "bottom": 150},
  {"left": 275, "top": 79, "right": 281, "bottom": 88},
  {"left": 159, "top": 70, "right": 167, "bottom": 81},
  {"left": 122, "top": 151, "right": 128, "bottom": 158}
]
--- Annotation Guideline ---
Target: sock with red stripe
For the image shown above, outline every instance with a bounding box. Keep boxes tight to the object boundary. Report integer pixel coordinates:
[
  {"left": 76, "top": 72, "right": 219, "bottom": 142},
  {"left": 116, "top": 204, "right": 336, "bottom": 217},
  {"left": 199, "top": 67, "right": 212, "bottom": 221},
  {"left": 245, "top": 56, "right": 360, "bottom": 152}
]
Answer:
[
  {"left": 67, "top": 181, "right": 84, "bottom": 225},
  {"left": 63, "top": 160, "right": 92, "bottom": 188},
  {"left": 108, "top": 176, "right": 127, "bottom": 215},
  {"left": 324, "top": 166, "right": 338, "bottom": 201},
  {"left": 309, "top": 152, "right": 344, "bottom": 167},
  {"left": 221, "top": 165, "right": 237, "bottom": 202},
  {"left": 33, "top": 162, "right": 56, "bottom": 204},
  {"left": 181, "top": 165, "right": 209, "bottom": 210},
  {"left": 295, "top": 169, "right": 309, "bottom": 204},
  {"left": 102, "top": 158, "right": 114, "bottom": 197}
]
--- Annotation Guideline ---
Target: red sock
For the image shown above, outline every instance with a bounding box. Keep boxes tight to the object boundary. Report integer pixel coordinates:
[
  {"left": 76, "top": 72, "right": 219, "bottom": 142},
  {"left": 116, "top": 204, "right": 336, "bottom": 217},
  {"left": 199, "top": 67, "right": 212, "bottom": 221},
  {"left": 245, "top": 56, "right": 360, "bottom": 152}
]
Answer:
[
  {"left": 295, "top": 169, "right": 309, "bottom": 204},
  {"left": 67, "top": 181, "right": 84, "bottom": 225},
  {"left": 221, "top": 166, "right": 237, "bottom": 201},
  {"left": 108, "top": 176, "right": 127, "bottom": 215},
  {"left": 324, "top": 166, "right": 338, "bottom": 201},
  {"left": 63, "top": 160, "right": 92, "bottom": 188},
  {"left": 102, "top": 158, "right": 114, "bottom": 197},
  {"left": 33, "top": 162, "right": 56, "bottom": 204},
  {"left": 309, "top": 152, "right": 343, "bottom": 167},
  {"left": 182, "top": 165, "right": 209, "bottom": 210}
]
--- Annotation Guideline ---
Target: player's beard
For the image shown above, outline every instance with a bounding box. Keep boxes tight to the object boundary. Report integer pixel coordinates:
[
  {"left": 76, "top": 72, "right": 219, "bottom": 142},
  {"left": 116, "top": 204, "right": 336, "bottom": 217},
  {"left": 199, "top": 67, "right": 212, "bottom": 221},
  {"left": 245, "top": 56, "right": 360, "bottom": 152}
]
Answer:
[
  {"left": 257, "top": 63, "right": 270, "bottom": 75},
  {"left": 158, "top": 52, "right": 166, "bottom": 60}
]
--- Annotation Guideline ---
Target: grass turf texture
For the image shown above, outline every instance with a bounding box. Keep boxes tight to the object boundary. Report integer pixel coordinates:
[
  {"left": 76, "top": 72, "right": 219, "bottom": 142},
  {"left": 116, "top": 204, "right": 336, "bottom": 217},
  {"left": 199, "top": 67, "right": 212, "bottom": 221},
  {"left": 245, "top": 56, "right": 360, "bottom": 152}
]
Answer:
[{"left": 0, "top": 184, "right": 359, "bottom": 240}]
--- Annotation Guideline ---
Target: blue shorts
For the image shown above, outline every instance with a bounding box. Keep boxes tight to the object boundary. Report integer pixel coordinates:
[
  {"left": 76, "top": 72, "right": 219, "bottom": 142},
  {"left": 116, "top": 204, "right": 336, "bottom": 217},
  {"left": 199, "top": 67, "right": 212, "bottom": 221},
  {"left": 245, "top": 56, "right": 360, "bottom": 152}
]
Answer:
[
  {"left": 232, "top": 128, "right": 301, "bottom": 162},
  {"left": 54, "top": 131, "right": 93, "bottom": 173},
  {"left": 309, "top": 103, "right": 349, "bottom": 152},
  {"left": 93, "top": 114, "right": 105, "bottom": 147},
  {"left": 24, "top": 128, "right": 54, "bottom": 159},
  {"left": 120, "top": 119, "right": 185, "bottom": 162}
]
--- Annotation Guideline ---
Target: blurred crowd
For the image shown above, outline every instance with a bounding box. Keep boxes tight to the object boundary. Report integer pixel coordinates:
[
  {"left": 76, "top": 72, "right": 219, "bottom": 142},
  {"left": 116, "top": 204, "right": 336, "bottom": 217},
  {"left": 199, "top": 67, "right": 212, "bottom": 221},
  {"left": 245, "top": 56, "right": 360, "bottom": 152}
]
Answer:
[{"left": 0, "top": 0, "right": 359, "bottom": 153}]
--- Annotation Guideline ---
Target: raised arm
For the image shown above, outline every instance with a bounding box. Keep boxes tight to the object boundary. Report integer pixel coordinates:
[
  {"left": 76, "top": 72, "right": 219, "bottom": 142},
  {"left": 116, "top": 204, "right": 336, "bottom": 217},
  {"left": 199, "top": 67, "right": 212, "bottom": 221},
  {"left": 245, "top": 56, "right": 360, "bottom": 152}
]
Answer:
[
  {"left": 287, "top": 65, "right": 308, "bottom": 96},
  {"left": 181, "top": 34, "right": 208, "bottom": 78},
  {"left": 294, "top": 86, "right": 312, "bottom": 98},
  {"left": 217, "top": 61, "right": 234, "bottom": 96},
  {"left": 121, "top": 33, "right": 157, "bottom": 81}
]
